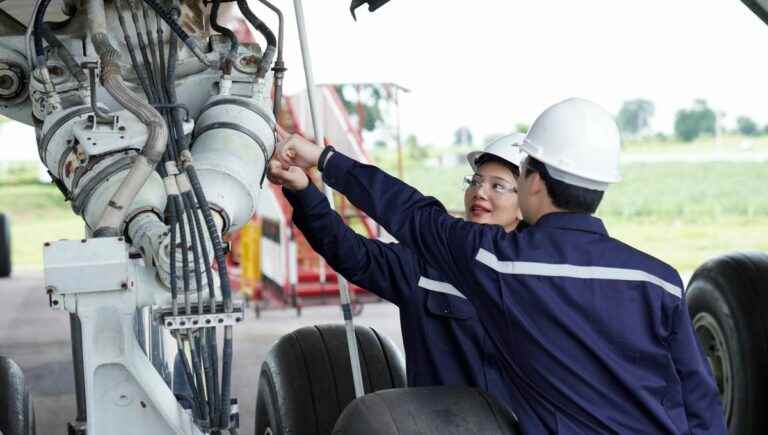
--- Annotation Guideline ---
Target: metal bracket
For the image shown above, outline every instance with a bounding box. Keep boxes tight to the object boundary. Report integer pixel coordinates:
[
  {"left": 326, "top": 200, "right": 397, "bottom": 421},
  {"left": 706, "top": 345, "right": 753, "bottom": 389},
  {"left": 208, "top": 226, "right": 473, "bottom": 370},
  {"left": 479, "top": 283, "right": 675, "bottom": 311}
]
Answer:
[{"left": 158, "top": 300, "right": 245, "bottom": 330}]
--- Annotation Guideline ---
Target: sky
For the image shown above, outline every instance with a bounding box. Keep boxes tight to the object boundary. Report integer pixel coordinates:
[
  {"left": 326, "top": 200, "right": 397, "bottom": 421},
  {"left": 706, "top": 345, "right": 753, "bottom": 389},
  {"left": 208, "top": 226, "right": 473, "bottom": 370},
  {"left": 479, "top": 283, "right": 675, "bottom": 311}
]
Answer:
[{"left": 269, "top": 0, "right": 768, "bottom": 146}]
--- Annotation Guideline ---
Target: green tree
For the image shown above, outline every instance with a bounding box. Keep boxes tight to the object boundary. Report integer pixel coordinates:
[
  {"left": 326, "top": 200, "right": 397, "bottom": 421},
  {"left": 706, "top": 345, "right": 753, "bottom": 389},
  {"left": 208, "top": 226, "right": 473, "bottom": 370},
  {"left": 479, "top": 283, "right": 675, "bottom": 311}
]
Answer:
[
  {"left": 737, "top": 116, "right": 759, "bottom": 136},
  {"left": 515, "top": 123, "right": 529, "bottom": 134},
  {"left": 334, "top": 84, "right": 386, "bottom": 132},
  {"left": 453, "top": 127, "right": 473, "bottom": 146},
  {"left": 674, "top": 99, "right": 716, "bottom": 142},
  {"left": 617, "top": 99, "right": 655, "bottom": 136},
  {"left": 405, "top": 134, "right": 419, "bottom": 148},
  {"left": 405, "top": 134, "right": 427, "bottom": 159}
]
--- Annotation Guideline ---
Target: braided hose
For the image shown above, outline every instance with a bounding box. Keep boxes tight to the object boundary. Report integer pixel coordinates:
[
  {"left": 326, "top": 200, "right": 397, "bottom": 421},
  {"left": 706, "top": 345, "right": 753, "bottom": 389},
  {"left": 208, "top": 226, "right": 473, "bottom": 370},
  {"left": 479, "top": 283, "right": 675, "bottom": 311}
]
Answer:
[{"left": 88, "top": 9, "right": 168, "bottom": 235}]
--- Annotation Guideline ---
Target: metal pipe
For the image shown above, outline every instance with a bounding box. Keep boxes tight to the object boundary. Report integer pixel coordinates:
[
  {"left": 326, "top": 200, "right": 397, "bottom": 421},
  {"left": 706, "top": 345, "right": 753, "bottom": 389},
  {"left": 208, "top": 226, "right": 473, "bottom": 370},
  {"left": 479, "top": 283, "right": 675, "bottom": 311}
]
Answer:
[
  {"left": 256, "top": 0, "right": 285, "bottom": 117},
  {"left": 293, "top": 0, "right": 365, "bottom": 399},
  {"left": 236, "top": 0, "right": 276, "bottom": 79},
  {"left": 69, "top": 313, "right": 87, "bottom": 423},
  {"left": 25, "top": 0, "right": 43, "bottom": 68},
  {"left": 38, "top": 23, "right": 87, "bottom": 85},
  {"left": 88, "top": 0, "right": 168, "bottom": 236},
  {"left": 138, "top": 0, "right": 209, "bottom": 66},
  {"left": 32, "top": 0, "right": 54, "bottom": 65},
  {"left": 210, "top": 0, "right": 239, "bottom": 63}
]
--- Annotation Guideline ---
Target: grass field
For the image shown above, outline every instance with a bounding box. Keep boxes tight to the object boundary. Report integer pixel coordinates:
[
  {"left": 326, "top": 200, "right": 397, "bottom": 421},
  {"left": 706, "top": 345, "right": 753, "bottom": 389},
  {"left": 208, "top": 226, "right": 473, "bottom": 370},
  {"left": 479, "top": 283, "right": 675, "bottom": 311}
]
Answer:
[
  {"left": 2, "top": 137, "right": 768, "bottom": 275},
  {"left": 383, "top": 145, "right": 768, "bottom": 275}
]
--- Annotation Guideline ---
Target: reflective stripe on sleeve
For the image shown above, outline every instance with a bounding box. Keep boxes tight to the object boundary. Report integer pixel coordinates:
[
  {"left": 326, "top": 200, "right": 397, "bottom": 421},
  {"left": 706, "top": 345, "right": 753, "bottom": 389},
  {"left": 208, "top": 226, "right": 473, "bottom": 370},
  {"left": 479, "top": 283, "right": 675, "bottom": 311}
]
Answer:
[{"left": 417, "top": 277, "right": 467, "bottom": 299}]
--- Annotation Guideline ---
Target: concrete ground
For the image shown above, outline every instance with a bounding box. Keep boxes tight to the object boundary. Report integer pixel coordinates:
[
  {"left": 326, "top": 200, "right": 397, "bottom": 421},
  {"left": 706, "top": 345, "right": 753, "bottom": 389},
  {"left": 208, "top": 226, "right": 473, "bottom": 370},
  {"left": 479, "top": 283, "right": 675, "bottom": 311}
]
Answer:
[{"left": 0, "top": 272, "right": 404, "bottom": 435}]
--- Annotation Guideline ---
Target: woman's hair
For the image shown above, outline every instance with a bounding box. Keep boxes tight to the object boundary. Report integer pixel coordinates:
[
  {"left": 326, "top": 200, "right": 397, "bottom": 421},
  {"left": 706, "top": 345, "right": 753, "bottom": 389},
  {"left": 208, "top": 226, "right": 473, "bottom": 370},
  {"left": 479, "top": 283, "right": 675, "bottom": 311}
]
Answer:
[{"left": 475, "top": 155, "right": 519, "bottom": 178}]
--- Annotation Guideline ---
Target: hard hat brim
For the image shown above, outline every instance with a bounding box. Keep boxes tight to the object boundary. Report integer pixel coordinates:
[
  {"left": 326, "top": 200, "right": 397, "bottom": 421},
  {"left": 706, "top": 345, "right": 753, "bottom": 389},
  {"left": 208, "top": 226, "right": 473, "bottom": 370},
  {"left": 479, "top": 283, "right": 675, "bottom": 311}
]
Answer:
[{"left": 519, "top": 138, "right": 622, "bottom": 186}]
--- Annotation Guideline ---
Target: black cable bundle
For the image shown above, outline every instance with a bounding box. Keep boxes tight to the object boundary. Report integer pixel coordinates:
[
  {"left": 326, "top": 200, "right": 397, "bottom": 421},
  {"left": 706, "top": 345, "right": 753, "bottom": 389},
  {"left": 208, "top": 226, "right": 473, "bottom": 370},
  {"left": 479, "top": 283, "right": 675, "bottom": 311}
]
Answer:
[
  {"left": 115, "top": 0, "right": 229, "bottom": 429},
  {"left": 114, "top": 0, "right": 247, "bottom": 430}
]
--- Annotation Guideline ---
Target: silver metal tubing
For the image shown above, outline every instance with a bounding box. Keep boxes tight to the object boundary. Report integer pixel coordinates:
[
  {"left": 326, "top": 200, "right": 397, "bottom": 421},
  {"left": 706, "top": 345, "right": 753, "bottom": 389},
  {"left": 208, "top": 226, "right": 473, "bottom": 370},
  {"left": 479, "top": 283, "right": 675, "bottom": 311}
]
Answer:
[{"left": 293, "top": 0, "right": 365, "bottom": 399}]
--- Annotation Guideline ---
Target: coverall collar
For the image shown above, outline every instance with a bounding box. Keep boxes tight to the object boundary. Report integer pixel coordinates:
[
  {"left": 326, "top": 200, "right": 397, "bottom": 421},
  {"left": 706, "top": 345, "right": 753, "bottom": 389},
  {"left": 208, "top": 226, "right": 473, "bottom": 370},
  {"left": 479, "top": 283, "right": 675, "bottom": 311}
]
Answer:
[{"left": 532, "top": 212, "right": 608, "bottom": 236}]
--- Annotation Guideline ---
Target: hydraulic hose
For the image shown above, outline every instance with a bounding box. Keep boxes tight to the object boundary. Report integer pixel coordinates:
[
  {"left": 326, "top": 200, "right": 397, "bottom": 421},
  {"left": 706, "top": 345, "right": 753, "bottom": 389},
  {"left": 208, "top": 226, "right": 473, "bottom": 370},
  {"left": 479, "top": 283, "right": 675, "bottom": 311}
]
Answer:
[
  {"left": 174, "top": 195, "right": 191, "bottom": 314},
  {"left": 128, "top": 1, "right": 160, "bottom": 103},
  {"left": 210, "top": 0, "right": 239, "bottom": 64},
  {"left": 166, "top": 11, "right": 227, "bottom": 427},
  {"left": 176, "top": 338, "right": 204, "bottom": 419},
  {"left": 32, "top": 0, "right": 54, "bottom": 66},
  {"left": 141, "top": 2, "right": 162, "bottom": 86},
  {"left": 138, "top": 0, "right": 209, "bottom": 65},
  {"left": 168, "top": 195, "right": 179, "bottom": 316},
  {"left": 88, "top": 0, "right": 168, "bottom": 236},
  {"left": 186, "top": 189, "right": 220, "bottom": 423},
  {"left": 115, "top": 0, "right": 156, "bottom": 104},
  {"left": 156, "top": 7, "right": 167, "bottom": 89},
  {"left": 235, "top": 0, "right": 276, "bottom": 79},
  {"left": 38, "top": 23, "right": 87, "bottom": 85},
  {"left": 256, "top": 0, "right": 285, "bottom": 117}
]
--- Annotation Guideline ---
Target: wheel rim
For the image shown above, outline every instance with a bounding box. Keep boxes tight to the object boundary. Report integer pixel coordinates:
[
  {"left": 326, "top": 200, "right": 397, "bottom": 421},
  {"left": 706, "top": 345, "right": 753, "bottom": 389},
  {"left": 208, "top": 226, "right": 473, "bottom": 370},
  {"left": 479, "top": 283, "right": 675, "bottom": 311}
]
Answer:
[{"left": 693, "top": 312, "right": 733, "bottom": 421}]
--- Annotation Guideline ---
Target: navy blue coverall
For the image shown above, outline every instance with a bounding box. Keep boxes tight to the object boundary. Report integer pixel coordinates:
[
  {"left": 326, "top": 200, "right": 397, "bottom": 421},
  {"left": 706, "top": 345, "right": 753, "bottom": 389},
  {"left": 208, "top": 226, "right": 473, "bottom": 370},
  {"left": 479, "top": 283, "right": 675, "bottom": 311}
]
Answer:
[
  {"left": 284, "top": 183, "right": 517, "bottom": 407},
  {"left": 311, "top": 150, "right": 727, "bottom": 434}
]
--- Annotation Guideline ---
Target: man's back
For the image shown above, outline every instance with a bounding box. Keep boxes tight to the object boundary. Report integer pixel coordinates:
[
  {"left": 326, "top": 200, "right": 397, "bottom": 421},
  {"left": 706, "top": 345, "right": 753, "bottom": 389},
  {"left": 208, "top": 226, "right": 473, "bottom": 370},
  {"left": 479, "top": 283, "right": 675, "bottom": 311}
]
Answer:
[{"left": 468, "top": 212, "right": 725, "bottom": 434}]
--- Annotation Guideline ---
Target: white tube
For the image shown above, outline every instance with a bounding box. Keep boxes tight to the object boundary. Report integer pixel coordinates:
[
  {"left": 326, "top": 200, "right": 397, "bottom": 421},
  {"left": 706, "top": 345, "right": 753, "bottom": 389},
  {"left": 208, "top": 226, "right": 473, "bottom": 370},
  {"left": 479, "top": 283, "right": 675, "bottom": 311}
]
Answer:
[
  {"left": 294, "top": 0, "right": 365, "bottom": 399},
  {"left": 95, "top": 155, "right": 155, "bottom": 233},
  {"left": 192, "top": 96, "right": 276, "bottom": 232}
]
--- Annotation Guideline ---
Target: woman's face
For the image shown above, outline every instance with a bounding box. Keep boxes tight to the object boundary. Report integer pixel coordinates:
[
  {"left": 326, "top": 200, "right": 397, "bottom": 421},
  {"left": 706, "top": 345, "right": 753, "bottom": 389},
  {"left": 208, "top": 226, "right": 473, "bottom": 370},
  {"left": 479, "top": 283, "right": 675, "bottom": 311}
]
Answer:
[{"left": 463, "top": 161, "right": 522, "bottom": 232}]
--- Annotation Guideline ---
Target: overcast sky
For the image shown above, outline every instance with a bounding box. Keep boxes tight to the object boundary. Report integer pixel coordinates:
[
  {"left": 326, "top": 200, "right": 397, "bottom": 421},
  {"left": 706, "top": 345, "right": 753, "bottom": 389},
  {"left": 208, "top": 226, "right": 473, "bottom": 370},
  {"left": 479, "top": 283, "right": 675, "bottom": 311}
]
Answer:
[{"left": 270, "top": 0, "right": 768, "bottom": 146}]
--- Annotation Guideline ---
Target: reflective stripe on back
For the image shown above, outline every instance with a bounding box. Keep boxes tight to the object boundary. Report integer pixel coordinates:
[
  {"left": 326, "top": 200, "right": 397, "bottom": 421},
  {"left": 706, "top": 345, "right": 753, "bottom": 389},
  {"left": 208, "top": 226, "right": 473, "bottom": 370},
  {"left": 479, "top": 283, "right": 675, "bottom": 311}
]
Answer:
[{"left": 475, "top": 248, "right": 682, "bottom": 298}]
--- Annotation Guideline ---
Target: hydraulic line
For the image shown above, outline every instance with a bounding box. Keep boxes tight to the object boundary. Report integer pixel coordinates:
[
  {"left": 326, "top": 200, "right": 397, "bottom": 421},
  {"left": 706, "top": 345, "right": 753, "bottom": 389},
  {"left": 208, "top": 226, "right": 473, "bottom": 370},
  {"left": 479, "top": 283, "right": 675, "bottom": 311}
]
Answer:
[
  {"left": 168, "top": 194, "right": 179, "bottom": 316},
  {"left": 141, "top": 2, "right": 162, "bottom": 86},
  {"left": 180, "top": 187, "right": 204, "bottom": 313},
  {"left": 115, "top": 0, "right": 156, "bottom": 104},
  {"left": 164, "top": 6, "right": 225, "bottom": 426},
  {"left": 38, "top": 23, "right": 87, "bottom": 85},
  {"left": 26, "top": 0, "right": 43, "bottom": 68},
  {"left": 128, "top": 1, "right": 160, "bottom": 103},
  {"left": 156, "top": 7, "right": 167, "bottom": 89},
  {"left": 187, "top": 189, "right": 220, "bottom": 423},
  {"left": 210, "top": 0, "right": 239, "bottom": 64},
  {"left": 88, "top": 0, "right": 168, "bottom": 236},
  {"left": 256, "top": 0, "right": 286, "bottom": 117},
  {"left": 235, "top": 0, "right": 276, "bottom": 79},
  {"left": 138, "top": 0, "right": 209, "bottom": 65},
  {"left": 294, "top": 0, "right": 366, "bottom": 399},
  {"left": 176, "top": 337, "right": 204, "bottom": 419},
  {"left": 30, "top": 0, "right": 58, "bottom": 105},
  {"left": 32, "top": 0, "right": 54, "bottom": 66},
  {"left": 174, "top": 195, "right": 191, "bottom": 315}
]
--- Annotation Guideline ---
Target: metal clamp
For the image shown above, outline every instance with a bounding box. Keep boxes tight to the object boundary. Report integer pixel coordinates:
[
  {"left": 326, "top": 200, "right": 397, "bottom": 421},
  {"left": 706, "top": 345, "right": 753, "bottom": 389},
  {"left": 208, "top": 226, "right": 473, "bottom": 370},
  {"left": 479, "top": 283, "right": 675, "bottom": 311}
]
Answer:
[{"left": 159, "top": 300, "right": 245, "bottom": 330}]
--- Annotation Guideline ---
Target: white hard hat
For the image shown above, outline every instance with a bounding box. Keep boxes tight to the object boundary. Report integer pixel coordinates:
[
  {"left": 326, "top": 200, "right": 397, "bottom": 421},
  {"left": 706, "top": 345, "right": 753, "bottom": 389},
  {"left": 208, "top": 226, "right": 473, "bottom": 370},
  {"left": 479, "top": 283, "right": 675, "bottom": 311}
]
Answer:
[
  {"left": 467, "top": 133, "right": 526, "bottom": 173},
  {"left": 520, "top": 98, "right": 622, "bottom": 191}
]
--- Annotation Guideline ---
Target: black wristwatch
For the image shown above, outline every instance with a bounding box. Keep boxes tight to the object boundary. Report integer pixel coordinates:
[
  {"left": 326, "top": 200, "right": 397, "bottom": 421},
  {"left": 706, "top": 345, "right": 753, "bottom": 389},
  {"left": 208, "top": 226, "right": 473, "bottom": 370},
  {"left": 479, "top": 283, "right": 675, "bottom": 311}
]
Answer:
[{"left": 317, "top": 145, "right": 335, "bottom": 172}]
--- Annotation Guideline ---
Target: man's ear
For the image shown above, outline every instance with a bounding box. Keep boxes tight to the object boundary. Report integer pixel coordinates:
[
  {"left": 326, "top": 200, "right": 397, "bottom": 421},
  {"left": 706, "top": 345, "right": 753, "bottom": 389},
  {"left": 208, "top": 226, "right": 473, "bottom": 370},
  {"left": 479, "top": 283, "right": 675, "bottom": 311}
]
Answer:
[{"left": 528, "top": 172, "right": 544, "bottom": 196}]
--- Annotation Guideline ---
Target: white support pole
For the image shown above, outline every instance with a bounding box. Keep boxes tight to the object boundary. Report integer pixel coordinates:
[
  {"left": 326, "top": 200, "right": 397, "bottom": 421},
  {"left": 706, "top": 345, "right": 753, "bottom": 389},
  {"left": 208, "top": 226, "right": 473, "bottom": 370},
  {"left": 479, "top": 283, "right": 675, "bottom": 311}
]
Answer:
[{"left": 293, "top": 0, "right": 366, "bottom": 399}]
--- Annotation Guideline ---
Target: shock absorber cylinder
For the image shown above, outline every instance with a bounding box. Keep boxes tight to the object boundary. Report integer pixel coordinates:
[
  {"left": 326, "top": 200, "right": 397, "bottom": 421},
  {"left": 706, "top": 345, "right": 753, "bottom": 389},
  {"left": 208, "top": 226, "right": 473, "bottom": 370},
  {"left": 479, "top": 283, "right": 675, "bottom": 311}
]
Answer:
[{"left": 190, "top": 95, "right": 276, "bottom": 233}]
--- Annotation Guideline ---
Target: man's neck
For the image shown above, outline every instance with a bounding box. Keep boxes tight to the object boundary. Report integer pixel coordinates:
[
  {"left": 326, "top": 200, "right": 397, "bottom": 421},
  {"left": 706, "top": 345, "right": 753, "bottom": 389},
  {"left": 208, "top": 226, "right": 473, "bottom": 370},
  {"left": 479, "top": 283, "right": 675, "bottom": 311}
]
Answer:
[{"left": 529, "top": 204, "right": 567, "bottom": 225}]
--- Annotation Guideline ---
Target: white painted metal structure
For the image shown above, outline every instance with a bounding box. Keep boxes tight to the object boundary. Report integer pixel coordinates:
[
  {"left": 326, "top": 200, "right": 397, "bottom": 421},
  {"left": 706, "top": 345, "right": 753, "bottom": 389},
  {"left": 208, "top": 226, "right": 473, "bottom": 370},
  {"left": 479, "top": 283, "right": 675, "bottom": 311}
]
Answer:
[{"left": 0, "top": 0, "right": 277, "bottom": 432}]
